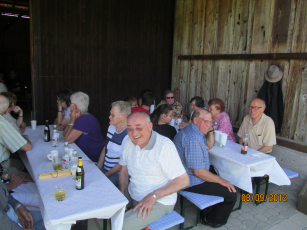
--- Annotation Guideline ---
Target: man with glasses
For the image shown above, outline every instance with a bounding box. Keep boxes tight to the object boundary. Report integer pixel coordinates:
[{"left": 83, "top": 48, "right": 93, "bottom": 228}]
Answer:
[
  {"left": 174, "top": 108, "right": 237, "bottom": 228},
  {"left": 118, "top": 112, "right": 189, "bottom": 230},
  {"left": 237, "top": 98, "right": 276, "bottom": 153}
]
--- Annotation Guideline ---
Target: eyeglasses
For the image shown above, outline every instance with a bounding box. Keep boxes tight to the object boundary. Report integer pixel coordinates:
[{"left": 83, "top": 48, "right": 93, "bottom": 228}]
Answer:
[
  {"left": 248, "top": 106, "right": 263, "bottom": 110},
  {"left": 127, "top": 123, "right": 149, "bottom": 133},
  {"left": 166, "top": 97, "right": 174, "bottom": 100},
  {"left": 109, "top": 112, "right": 122, "bottom": 118},
  {"left": 198, "top": 117, "right": 212, "bottom": 126}
]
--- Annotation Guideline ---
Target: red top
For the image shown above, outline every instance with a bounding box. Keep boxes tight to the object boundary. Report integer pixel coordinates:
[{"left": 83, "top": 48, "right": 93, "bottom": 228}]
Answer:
[{"left": 131, "top": 106, "right": 150, "bottom": 115}]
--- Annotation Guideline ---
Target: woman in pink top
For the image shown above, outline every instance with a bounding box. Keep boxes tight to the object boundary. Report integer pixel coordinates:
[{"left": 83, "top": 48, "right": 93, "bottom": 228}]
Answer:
[{"left": 208, "top": 98, "right": 236, "bottom": 142}]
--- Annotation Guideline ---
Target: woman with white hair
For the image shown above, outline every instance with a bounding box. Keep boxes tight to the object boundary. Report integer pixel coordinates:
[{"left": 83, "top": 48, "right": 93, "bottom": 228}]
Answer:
[
  {"left": 96, "top": 101, "right": 130, "bottom": 186},
  {"left": 64, "top": 92, "right": 105, "bottom": 162}
]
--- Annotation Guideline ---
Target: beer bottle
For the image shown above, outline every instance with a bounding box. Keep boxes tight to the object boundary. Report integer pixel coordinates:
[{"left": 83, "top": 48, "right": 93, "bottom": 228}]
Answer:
[
  {"left": 76, "top": 157, "right": 84, "bottom": 190},
  {"left": 241, "top": 133, "right": 248, "bottom": 154},
  {"left": 44, "top": 120, "right": 51, "bottom": 142}
]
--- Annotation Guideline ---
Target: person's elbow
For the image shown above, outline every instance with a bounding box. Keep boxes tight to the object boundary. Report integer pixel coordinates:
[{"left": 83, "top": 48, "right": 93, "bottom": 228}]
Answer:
[
  {"left": 207, "top": 144, "right": 213, "bottom": 150},
  {"left": 181, "top": 173, "right": 190, "bottom": 188},
  {"left": 65, "top": 137, "right": 74, "bottom": 144},
  {"left": 21, "top": 142, "right": 32, "bottom": 151},
  {"left": 266, "top": 146, "right": 273, "bottom": 151}
]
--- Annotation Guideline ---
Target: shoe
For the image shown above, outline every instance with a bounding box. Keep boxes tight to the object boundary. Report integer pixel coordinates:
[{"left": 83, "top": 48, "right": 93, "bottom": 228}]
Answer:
[
  {"left": 199, "top": 216, "right": 223, "bottom": 228},
  {"left": 200, "top": 207, "right": 211, "bottom": 218}
]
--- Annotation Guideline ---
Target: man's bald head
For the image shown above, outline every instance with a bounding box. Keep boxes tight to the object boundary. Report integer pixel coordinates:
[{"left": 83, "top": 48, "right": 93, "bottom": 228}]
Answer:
[
  {"left": 127, "top": 112, "right": 153, "bottom": 149},
  {"left": 250, "top": 98, "right": 266, "bottom": 108},
  {"left": 0, "top": 95, "right": 9, "bottom": 115},
  {"left": 191, "top": 108, "right": 211, "bottom": 123},
  {"left": 249, "top": 98, "right": 266, "bottom": 120}
]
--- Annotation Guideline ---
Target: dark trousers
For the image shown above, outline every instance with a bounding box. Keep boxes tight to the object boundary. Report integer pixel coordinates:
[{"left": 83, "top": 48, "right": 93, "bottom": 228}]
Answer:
[{"left": 184, "top": 173, "right": 237, "bottom": 225}]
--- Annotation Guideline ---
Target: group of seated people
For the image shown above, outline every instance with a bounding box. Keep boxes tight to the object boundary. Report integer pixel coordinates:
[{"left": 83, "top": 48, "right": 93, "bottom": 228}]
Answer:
[{"left": 0, "top": 87, "right": 276, "bottom": 229}]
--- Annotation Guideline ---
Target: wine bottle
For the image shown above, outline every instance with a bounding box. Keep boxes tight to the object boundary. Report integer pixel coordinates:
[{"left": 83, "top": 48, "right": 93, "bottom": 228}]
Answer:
[
  {"left": 76, "top": 157, "right": 84, "bottom": 190},
  {"left": 44, "top": 120, "right": 51, "bottom": 142}
]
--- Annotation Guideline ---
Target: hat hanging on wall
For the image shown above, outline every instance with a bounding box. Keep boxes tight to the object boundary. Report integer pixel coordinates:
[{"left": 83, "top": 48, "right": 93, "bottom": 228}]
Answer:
[{"left": 265, "top": 65, "right": 283, "bottom": 83}]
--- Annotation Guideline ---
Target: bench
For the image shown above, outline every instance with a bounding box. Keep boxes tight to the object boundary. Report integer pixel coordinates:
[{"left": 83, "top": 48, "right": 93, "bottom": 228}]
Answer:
[
  {"left": 178, "top": 191, "right": 224, "bottom": 230},
  {"left": 254, "top": 167, "right": 299, "bottom": 205},
  {"left": 145, "top": 211, "right": 184, "bottom": 230}
]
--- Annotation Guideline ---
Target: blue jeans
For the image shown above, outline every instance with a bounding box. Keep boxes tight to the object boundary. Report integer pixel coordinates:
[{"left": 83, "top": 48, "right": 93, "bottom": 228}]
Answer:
[{"left": 101, "top": 168, "right": 119, "bottom": 187}]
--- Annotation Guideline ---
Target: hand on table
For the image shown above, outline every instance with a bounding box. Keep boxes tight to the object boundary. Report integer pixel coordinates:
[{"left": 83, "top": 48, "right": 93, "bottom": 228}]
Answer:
[
  {"left": 57, "top": 124, "right": 65, "bottom": 131},
  {"left": 133, "top": 193, "right": 156, "bottom": 219},
  {"left": 16, "top": 205, "right": 34, "bottom": 229},
  {"left": 219, "top": 178, "right": 236, "bottom": 193}
]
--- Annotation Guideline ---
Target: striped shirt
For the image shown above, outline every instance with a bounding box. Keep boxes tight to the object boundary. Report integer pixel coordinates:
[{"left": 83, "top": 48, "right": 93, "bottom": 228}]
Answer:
[
  {"left": 0, "top": 115, "right": 27, "bottom": 162},
  {"left": 103, "top": 125, "right": 128, "bottom": 172}
]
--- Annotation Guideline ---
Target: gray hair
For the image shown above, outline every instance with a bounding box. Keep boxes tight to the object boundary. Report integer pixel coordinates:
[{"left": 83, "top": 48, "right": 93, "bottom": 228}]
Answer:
[
  {"left": 0, "top": 95, "right": 9, "bottom": 115},
  {"left": 112, "top": 101, "right": 131, "bottom": 117},
  {"left": 70, "top": 91, "right": 89, "bottom": 112},
  {"left": 191, "top": 108, "right": 211, "bottom": 123},
  {"left": 127, "top": 112, "right": 151, "bottom": 123}
]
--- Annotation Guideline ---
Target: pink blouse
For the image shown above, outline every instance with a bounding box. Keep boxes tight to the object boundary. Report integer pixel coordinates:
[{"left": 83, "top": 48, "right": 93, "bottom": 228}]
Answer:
[{"left": 214, "top": 112, "right": 236, "bottom": 142}]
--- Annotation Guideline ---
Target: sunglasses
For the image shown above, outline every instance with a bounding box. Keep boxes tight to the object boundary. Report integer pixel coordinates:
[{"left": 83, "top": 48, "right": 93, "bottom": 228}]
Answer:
[{"left": 166, "top": 97, "right": 174, "bottom": 100}]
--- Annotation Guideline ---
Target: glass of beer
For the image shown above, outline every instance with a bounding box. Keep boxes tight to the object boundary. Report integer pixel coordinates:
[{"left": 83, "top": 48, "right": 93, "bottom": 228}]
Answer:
[
  {"left": 54, "top": 184, "right": 66, "bottom": 201},
  {"left": 52, "top": 156, "right": 63, "bottom": 170}
]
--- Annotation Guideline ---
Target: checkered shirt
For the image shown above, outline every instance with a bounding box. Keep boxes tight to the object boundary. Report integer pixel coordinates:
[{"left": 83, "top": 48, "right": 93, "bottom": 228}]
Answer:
[{"left": 174, "top": 123, "right": 209, "bottom": 188}]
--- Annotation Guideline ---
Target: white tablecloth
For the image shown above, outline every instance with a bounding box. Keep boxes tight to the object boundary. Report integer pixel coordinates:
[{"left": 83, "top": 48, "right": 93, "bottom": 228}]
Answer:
[
  {"left": 208, "top": 141, "right": 291, "bottom": 193},
  {"left": 20, "top": 126, "right": 128, "bottom": 230}
]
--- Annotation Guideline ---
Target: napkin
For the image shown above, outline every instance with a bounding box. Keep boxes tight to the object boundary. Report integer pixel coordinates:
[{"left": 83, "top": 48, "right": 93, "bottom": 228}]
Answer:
[{"left": 39, "top": 169, "right": 71, "bottom": 180}]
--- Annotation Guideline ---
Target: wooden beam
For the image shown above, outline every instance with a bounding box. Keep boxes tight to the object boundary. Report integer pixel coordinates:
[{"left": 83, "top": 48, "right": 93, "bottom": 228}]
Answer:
[{"left": 178, "top": 53, "right": 307, "bottom": 60}]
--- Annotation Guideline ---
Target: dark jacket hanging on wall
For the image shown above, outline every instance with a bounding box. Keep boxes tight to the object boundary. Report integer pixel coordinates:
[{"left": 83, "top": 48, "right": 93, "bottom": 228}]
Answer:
[{"left": 257, "top": 80, "right": 284, "bottom": 133}]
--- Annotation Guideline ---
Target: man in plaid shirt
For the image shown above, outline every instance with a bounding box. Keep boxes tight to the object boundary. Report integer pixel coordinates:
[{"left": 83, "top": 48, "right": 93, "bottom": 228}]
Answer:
[{"left": 174, "top": 108, "right": 237, "bottom": 228}]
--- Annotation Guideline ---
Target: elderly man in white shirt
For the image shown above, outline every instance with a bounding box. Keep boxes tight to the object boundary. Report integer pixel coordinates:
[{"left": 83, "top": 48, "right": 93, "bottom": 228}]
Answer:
[
  {"left": 0, "top": 95, "right": 32, "bottom": 179},
  {"left": 88, "top": 112, "right": 189, "bottom": 230}
]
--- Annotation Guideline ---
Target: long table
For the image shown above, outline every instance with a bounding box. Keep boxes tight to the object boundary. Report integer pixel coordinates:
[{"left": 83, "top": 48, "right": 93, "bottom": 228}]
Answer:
[
  {"left": 208, "top": 141, "right": 290, "bottom": 193},
  {"left": 19, "top": 126, "right": 128, "bottom": 230}
]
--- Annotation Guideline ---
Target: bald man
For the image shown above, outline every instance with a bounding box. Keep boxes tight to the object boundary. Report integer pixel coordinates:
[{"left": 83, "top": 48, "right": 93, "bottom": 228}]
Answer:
[
  {"left": 88, "top": 112, "right": 189, "bottom": 230},
  {"left": 238, "top": 98, "right": 276, "bottom": 153}
]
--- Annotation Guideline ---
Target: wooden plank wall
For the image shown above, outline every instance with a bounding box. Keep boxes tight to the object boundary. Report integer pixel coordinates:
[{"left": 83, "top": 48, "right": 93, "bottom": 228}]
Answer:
[
  {"left": 30, "top": 0, "right": 175, "bottom": 135},
  {"left": 172, "top": 0, "right": 307, "bottom": 144}
]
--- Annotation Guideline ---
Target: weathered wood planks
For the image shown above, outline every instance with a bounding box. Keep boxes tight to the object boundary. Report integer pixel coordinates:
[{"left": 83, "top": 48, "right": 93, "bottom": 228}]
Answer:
[{"left": 172, "top": 0, "right": 307, "bottom": 144}]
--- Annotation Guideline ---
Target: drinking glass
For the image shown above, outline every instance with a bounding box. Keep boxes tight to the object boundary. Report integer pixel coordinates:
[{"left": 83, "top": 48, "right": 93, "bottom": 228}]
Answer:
[
  {"left": 52, "top": 156, "right": 63, "bottom": 170},
  {"left": 54, "top": 184, "right": 66, "bottom": 201}
]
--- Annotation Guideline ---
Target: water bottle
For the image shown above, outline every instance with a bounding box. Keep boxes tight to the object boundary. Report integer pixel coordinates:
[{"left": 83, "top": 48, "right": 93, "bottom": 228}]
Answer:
[
  {"left": 71, "top": 151, "right": 78, "bottom": 180},
  {"left": 52, "top": 131, "right": 59, "bottom": 147}
]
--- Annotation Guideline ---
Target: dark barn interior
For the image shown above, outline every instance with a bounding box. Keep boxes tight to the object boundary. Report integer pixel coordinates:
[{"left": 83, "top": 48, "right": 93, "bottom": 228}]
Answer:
[{"left": 1, "top": 0, "right": 175, "bottom": 136}]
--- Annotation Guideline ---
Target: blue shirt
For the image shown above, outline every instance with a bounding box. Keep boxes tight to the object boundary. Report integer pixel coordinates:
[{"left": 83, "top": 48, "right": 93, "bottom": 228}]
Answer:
[{"left": 173, "top": 123, "right": 210, "bottom": 188}]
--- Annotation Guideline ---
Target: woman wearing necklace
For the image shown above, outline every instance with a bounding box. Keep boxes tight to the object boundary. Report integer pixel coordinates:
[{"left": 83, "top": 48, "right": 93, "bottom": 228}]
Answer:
[{"left": 64, "top": 91, "right": 105, "bottom": 162}]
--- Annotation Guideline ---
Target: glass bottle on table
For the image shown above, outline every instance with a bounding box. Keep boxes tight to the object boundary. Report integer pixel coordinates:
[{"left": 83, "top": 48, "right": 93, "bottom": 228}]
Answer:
[
  {"left": 76, "top": 157, "right": 84, "bottom": 190},
  {"left": 70, "top": 151, "right": 78, "bottom": 180},
  {"left": 44, "top": 120, "right": 50, "bottom": 142},
  {"left": 241, "top": 133, "right": 248, "bottom": 155}
]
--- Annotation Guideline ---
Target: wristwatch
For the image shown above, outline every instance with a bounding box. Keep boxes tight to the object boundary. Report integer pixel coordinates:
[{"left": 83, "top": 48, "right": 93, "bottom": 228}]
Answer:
[
  {"left": 208, "top": 128, "right": 214, "bottom": 133},
  {"left": 152, "top": 191, "right": 157, "bottom": 200}
]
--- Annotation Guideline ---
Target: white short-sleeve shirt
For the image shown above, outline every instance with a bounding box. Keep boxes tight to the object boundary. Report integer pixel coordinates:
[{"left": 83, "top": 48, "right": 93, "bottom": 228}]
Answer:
[
  {"left": 119, "top": 131, "right": 186, "bottom": 205},
  {"left": 2, "top": 113, "right": 19, "bottom": 130},
  {"left": 62, "top": 107, "right": 71, "bottom": 119}
]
